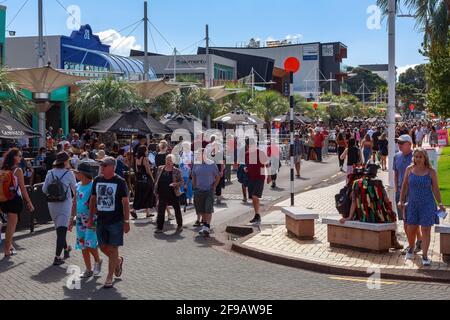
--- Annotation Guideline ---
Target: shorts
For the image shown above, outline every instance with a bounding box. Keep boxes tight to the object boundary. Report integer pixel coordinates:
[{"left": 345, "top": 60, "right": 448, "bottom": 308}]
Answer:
[
  {"left": 96, "top": 221, "right": 124, "bottom": 247},
  {"left": 0, "top": 197, "right": 23, "bottom": 215},
  {"left": 194, "top": 190, "right": 215, "bottom": 214},
  {"left": 248, "top": 179, "right": 264, "bottom": 199},
  {"left": 294, "top": 156, "right": 302, "bottom": 164}
]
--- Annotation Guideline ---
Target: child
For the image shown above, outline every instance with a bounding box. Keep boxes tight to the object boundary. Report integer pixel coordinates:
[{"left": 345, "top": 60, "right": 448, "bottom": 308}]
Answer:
[{"left": 70, "top": 162, "right": 102, "bottom": 278}]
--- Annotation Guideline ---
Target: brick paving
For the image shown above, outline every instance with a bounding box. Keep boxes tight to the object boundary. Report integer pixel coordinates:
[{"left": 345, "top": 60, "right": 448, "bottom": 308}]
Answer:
[{"left": 242, "top": 170, "right": 450, "bottom": 273}]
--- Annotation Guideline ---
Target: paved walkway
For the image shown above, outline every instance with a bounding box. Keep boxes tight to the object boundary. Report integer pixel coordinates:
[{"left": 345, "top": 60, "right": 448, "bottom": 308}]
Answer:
[{"left": 239, "top": 169, "right": 450, "bottom": 278}]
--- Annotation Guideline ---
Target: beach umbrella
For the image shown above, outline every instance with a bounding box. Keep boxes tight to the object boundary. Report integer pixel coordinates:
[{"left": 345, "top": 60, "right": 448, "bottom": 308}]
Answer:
[
  {"left": 91, "top": 109, "right": 172, "bottom": 135},
  {"left": 0, "top": 107, "right": 40, "bottom": 139},
  {"left": 214, "top": 110, "right": 265, "bottom": 126}
]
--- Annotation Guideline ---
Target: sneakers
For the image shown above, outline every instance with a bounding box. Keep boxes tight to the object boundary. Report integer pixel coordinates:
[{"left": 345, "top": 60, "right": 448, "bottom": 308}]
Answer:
[
  {"left": 271, "top": 183, "right": 276, "bottom": 189},
  {"left": 154, "top": 229, "right": 164, "bottom": 234},
  {"left": 250, "top": 215, "right": 261, "bottom": 224},
  {"left": 176, "top": 226, "right": 183, "bottom": 233},
  {"left": 93, "top": 259, "right": 103, "bottom": 276},
  {"left": 422, "top": 256, "right": 432, "bottom": 266},
  {"left": 168, "top": 214, "right": 175, "bottom": 221},
  {"left": 405, "top": 248, "right": 414, "bottom": 260},
  {"left": 198, "top": 226, "right": 210, "bottom": 236},
  {"left": 130, "top": 210, "right": 138, "bottom": 220},
  {"left": 80, "top": 270, "right": 94, "bottom": 279},
  {"left": 53, "top": 257, "right": 65, "bottom": 266}
]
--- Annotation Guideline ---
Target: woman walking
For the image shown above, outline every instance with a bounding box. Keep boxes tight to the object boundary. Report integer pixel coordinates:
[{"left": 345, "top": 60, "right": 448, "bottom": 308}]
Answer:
[
  {"left": 336, "top": 132, "right": 347, "bottom": 171},
  {"left": 154, "top": 155, "right": 183, "bottom": 234},
  {"left": 132, "top": 145, "right": 155, "bottom": 219},
  {"left": 179, "top": 142, "right": 193, "bottom": 206},
  {"left": 361, "top": 134, "right": 373, "bottom": 165},
  {"left": 43, "top": 152, "right": 77, "bottom": 266},
  {"left": 70, "top": 162, "right": 102, "bottom": 278},
  {"left": 0, "top": 148, "right": 34, "bottom": 258},
  {"left": 398, "top": 148, "right": 446, "bottom": 266},
  {"left": 340, "top": 138, "right": 363, "bottom": 180},
  {"left": 378, "top": 133, "right": 389, "bottom": 171},
  {"left": 429, "top": 127, "right": 438, "bottom": 148}
]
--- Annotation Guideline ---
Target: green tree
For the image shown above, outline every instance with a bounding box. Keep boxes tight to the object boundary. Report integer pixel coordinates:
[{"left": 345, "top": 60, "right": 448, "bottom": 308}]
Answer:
[
  {"left": 71, "top": 77, "right": 144, "bottom": 126},
  {"left": 0, "top": 67, "right": 32, "bottom": 120},
  {"left": 345, "top": 67, "right": 387, "bottom": 101},
  {"left": 399, "top": 64, "right": 426, "bottom": 90},
  {"left": 249, "top": 90, "right": 289, "bottom": 127},
  {"left": 426, "top": 42, "right": 450, "bottom": 117}
]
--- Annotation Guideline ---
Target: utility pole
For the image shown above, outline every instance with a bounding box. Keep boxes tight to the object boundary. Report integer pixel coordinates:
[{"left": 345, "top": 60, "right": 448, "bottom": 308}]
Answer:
[
  {"left": 387, "top": 0, "right": 396, "bottom": 197},
  {"left": 329, "top": 72, "right": 333, "bottom": 95},
  {"left": 37, "top": 0, "right": 46, "bottom": 147},
  {"left": 205, "top": 24, "right": 211, "bottom": 129},
  {"left": 143, "top": 1, "right": 149, "bottom": 81},
  {"left": 173, "top": 47, "right": 177, "bottom": 82}
]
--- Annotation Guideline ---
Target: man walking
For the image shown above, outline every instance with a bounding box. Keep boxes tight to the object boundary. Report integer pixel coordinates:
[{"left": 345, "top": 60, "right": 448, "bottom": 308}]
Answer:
[
  {"left": 293, "top": 133, "right": 304, "bottom": 178},
  {"left": 313, "top": 128, "right": 325, "bottom": 162},
  {"left": 245, "top": 140, "right": 271, "bottom": 224},
  {"left": 192, "top": 149, "right": 221, "bottom": 236},
  {"left": 89, "top": 157, "right": 130, "bottom": 289}
]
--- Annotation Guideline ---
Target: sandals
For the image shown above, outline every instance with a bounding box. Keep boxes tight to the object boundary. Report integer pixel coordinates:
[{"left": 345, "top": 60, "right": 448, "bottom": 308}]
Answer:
[
  {"left": 115, "top": 257, "right": 124, "bottom": 278},
  {"left": 103, "top": 282, "right": 114, "bottom": 289}
]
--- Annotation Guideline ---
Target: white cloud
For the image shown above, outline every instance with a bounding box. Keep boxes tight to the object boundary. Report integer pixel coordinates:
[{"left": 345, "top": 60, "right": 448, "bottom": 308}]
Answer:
[
  {"left": 95, "top": 29, "right": 141, "bottom": 57},
  {"left": 397, "top": 64, "right": 420, "bottom": 77}
]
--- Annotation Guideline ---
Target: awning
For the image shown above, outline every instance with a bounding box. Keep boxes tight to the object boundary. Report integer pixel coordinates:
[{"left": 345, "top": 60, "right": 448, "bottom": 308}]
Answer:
[
  {"left": 133, "top": 79, "right": 179, "bottom": 100},
  {"left": 0, "top": 107, "right": 40, "bottom": 139}
]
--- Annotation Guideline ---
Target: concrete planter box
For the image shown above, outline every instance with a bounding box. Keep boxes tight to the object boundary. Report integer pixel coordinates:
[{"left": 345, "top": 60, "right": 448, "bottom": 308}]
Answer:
[
  {"left": 282, "top": 207, "right": 319, "bottom": 240},
  {"left": 435, "top": 225, "right": 450, "bottom": 263},
  {"left": 322, "top": 218, "right": 397, "bottom": 253}
]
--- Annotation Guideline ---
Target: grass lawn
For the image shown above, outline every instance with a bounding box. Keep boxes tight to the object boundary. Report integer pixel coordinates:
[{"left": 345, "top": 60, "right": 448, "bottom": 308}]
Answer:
[{"left": 438, "top": 146, "right": 450, "bottom": 206}]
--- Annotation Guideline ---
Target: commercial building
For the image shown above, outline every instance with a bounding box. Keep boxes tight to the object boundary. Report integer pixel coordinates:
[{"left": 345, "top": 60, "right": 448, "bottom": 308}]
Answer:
[
  {"left": 202, "top": 41, "right": 348, "bottom": 99},
  {"left": 6, "top": 24, "right": 156, "bottom": 133},
  {"left": 130, "top": 50, "right": 237, "bottom": 86}
]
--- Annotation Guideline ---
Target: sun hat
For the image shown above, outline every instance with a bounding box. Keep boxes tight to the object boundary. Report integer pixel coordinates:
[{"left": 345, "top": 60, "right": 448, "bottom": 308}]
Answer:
[{"left": 53, "top": 151, "right": 70, "bottom": 166}]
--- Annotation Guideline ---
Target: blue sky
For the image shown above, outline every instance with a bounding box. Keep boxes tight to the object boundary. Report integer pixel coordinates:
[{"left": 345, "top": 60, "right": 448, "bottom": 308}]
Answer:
[{"left": 3, "top": 0, "right": 426, "bottom": 73}]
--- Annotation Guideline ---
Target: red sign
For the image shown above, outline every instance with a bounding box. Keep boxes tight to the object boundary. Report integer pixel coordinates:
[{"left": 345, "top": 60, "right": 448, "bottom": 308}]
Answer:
[
  {"left": 313, "top": 103, "right": 319, "bottom": 110},
  {"left": 284, "top": 57, "right": 301, "bottom": 73},
  {"left": 409, "top": 104, "right": 415, "bottom": 112}
]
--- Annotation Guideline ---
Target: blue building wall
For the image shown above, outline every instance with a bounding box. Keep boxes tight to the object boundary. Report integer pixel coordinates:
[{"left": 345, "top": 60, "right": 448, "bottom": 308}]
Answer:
[{"left": 60, "top": 24, "right": 110, "bottom": 70}]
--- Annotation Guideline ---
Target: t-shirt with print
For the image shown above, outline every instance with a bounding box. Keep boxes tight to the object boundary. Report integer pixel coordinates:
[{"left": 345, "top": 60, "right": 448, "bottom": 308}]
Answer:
[{"left": 92, "top": 175, "right": 128, "bottom": 225}]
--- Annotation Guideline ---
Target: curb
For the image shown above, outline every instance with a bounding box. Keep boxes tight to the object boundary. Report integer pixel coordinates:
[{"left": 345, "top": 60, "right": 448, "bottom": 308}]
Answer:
[{"left": 231, "top": 231, "right": 450, "bottom": 284}]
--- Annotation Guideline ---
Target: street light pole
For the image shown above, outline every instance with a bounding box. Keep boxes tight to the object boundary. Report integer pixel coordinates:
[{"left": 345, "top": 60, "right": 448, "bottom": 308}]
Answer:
[
  {"left": 37, "top": 0, "right": 46, "bottom": 147},
  {"left": 387, "top": 0, "right": 396, "bottom": 196},
  {"left": 143, "top": 1, "right": 149, "bottom": 81}
]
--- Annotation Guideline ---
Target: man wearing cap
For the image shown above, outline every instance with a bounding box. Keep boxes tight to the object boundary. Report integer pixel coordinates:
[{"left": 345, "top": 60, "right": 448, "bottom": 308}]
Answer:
[
  {"left": 394, "top": 134, "right": 422, "bottom": 253},
  {"left": 89, "top": 157, "right": 130, "bottom": 289}
]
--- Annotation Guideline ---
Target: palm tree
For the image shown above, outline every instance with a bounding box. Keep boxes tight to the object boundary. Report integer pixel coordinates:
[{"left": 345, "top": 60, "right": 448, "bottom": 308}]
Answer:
[
  {"left": 377, "top": 0, "right": 450, "bottom": 49},
  {"left": 71, "top": 77, "right": 144, "bottom": 126},
  {"left": 250, "top": 90, "right": 289, "bottom": 129},
  {"left": 0, "top": 66, "right": 31, "bottom": 120}
]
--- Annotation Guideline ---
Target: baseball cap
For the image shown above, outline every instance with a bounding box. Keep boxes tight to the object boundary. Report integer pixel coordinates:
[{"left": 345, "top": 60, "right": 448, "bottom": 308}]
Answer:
[
  {"left": 98, "top": 156, "right": 117, "bottom": 167},
  {"left": 74, "top": 162, "right": 94, "bottom": 178},
  {"left": 396, "top": 134, "right": 413, "bottom": 144}
]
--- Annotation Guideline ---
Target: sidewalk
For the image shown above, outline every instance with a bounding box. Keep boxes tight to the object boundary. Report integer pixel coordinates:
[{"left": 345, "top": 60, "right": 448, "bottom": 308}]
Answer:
[{"left": 232, "top": 168, "right": 450, "bottom": 283}]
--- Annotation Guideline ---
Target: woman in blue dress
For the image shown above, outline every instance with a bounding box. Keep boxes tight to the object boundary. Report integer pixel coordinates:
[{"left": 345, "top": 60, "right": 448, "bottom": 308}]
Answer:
[
  {"left": 398, "top": 148, "right": 446, "bottom": 266},
  {"left": 179, "top": 142, "right": 193, "bottom": 205}
]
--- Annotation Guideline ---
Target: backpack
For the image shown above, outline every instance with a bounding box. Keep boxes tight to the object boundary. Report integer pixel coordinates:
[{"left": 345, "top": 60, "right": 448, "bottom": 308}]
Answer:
[
  {"left": 46, "top": 170, "right": 70, "bottom": 202},
  {"left": 0, "top": 169, "right": 18, "bottom": 202},
  {"left": 335, "top": 185, "right": 351, "bottom": 218}
]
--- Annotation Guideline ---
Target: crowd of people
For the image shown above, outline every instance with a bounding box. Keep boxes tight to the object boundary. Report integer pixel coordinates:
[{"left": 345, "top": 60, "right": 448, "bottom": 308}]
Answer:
[{"left": 0, "top": 117, "right": 448, "bottom": 289}]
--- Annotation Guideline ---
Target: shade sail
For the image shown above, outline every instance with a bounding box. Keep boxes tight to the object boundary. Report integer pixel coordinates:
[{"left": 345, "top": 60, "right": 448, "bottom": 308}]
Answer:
[
  {"left": 206, "top": 86, "right": 239, "bottom": 102},
  {"left": 0, "top": 107, "right": 40, "bottom": 139},
  {"left": 133, "top": 79, "right": 179, "bottom": 100},
  {"left": 6, "top": 66, "right": 86, "bottom": 93},
  {"left": 91, "top": 109, "right": 172, "bottom": 135},
  {"left": 214, "top": 110, "right": 265, "bottom": 126},
  {"left": 161, "top": 113, "right": 205, "bottom": 135}
]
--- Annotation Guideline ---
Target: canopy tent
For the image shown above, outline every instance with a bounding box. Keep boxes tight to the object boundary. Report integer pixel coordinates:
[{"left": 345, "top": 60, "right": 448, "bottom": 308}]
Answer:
[
  {"left": 0, "top": 107, "right": 40, "bottom": 139},
  {"left": 6, "top": 66, "right": 86, "bottom": 94},
  {"left": 214, "top": 110, "right": 265, "bottom": 126},
  {"left": 133, "top": 79, "right": 179, "bottom": 100},
  {"left": 344, "top": 116, "right": 363, "bottom": 123},
  {"left": 273, "top": 112, "right": 313, "bottom": 125},
  {"left": 91, "top": 109, "right": 172, "bottom": 135},
  {"left": 161, "top": 113, "right": 206, "bottom": 135}
]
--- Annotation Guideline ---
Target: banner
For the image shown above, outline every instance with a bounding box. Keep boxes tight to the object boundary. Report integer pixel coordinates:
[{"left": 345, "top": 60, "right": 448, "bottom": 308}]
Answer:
[{"left": 437, "top": 129, "right": 449, "bottom": 147}]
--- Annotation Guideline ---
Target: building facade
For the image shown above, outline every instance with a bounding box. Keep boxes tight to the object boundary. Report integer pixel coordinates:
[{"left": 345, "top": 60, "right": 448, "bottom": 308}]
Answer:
[
  {"left": 6, "top": 25, "right": 156, "bottom": 135},
  {"left": 0, "top": 5, "right": 6, "bottom": 65},
  {"left": 204, "top": 42, "right": 348, "bottom": 99}
]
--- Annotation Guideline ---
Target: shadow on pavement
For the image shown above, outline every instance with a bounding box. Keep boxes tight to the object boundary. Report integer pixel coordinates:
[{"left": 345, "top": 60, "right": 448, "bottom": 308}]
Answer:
[
  {"left": 0, "top": 258, "right": 24, "bottom": 274},
  {"left": 31, "top": 265, "right": 68, "bottom": 284},
  {"left": 194, "top": 234, "right": 226, "bottom": 248},
  {"left": 63, "top": 278, "right": 126, "bottom": 300}
]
